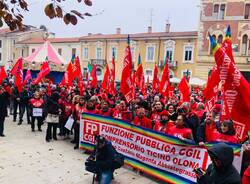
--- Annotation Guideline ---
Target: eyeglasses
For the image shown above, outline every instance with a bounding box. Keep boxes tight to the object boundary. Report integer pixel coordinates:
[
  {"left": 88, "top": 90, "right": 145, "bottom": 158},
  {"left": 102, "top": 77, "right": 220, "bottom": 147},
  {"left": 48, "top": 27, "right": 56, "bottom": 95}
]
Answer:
[{"left": 176, "top": 119, "right": 182, "bottom": 121}]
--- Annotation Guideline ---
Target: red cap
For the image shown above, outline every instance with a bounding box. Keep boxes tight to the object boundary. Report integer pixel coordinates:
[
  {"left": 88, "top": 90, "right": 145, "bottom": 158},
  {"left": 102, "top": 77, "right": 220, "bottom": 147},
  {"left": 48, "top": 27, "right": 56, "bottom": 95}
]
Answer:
[{"left": 160, "top": 110, "right": 169, "bottom": 116}]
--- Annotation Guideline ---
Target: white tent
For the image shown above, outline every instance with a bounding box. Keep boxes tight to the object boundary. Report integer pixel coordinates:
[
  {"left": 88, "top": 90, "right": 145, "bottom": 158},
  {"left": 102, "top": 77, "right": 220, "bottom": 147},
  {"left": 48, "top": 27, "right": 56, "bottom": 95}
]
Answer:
[
  {"left": 170, "top": 77, "right": 181, "bottom": 83},
  {"left": 24, "top": 41, "right": 68, "bottom": 65},
  {"left": 189, "top": 77, "right": 207, "bottom": 86}
]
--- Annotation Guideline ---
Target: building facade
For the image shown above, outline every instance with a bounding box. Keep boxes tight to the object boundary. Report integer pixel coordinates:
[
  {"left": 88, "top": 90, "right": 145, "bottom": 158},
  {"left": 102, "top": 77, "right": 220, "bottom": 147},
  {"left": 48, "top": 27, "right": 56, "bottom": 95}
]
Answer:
[
  {"left": 15, "top": 26, "right": 198, "bottom": 81},
  {"left": 197, "top": 0, "right": 250, "bottom": 81},
  {"left": 0, "top": 25, "right": 48, "bottom": 70}
]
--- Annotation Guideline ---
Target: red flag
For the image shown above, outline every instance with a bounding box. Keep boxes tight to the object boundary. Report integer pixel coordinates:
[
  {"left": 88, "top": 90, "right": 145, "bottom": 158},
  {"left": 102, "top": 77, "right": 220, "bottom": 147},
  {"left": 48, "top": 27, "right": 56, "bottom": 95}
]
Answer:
[
  {"left": 90, "top": 64, "right": 98, "bottom": 88},
  {"left": 101, "top": 64, "right": 110, "bottom": 92},
  {"left": 23, "top": 69, "right": 32, "bottom": 85},
  {"left": 159, "top": 58, "right": 170, "bottom": 97},
  {"left": 120, "top": 36, "right": 133, "bottom": 102},
  {"left": 152, "top": 64, "right": 159, "bottom": 92},
  {"left": 73, "top": 56, "right": 81, "bottom": 80},
  {"left": 60, "top": 62, "right": 74, "bottom": 88},
  {"left": 32, "top": 61, "right": 50, "bottom": 85},
  {"left": 0, "top": 66, "right": 7, "bottom": 84},
  {"left": 110, "top": 54, "right": 116, "bottom": 95},
  {"left": 203, "top": 65, "right": 220, "bottom": 111},
  {"left": 11, "top": 58, "right": 23, "bottom": 92},
  {"left": 178, "top": 76, "right": 190, "bottom": 103},
  {"left": 210, "top": 32, "right": 250, "bottom": 140}
]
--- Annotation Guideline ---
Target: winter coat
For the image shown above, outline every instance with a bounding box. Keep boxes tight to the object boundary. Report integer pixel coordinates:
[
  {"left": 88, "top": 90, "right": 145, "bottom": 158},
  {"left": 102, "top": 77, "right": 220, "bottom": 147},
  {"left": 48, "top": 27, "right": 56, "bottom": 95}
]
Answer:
[{"left": 197, "top": 143, "right": 241, "bottom": 184}]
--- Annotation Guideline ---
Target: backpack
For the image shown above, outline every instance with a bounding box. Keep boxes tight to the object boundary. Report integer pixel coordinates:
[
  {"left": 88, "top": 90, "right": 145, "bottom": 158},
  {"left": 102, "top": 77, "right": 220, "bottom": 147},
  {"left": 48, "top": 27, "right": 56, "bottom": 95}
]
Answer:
[{"left": 112, "top": 150, "right": 124, "bottom": 169}]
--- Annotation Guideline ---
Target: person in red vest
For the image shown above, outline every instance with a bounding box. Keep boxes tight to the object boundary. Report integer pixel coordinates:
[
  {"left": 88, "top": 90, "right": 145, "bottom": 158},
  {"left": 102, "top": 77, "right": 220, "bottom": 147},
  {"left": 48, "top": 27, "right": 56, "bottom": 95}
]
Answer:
[
  {"left": 133, "top": 107, "right": 152, "bottom": 129},
  {"left": 154, "top": 110, "right": 174, "bottom": 133},
  {"left": 113, "top": 100, "right": 132, "bottom": 122},
  {"left": 214, "top": 119, "right": 238, "bottom": 144},
  {"left": 73, "top": 96, "right": 85, "bottom": 149},
  {"left": 197, "top": 111, "right": 218, "bottom": 146},
  {"left": 59, "top": 94, "right": 75, "bottom": 138},
  {"left": 167, "top": 114, "right": 193, "bottom": 141},
  {"left": 29, "top": 91, "right": 45, "bottom": 132},
  {"left": 98, "top": 100, "right": 113, "bottom": 117},
  {"left": 151, "top": 101, "right": 163, "bottom": 123}
]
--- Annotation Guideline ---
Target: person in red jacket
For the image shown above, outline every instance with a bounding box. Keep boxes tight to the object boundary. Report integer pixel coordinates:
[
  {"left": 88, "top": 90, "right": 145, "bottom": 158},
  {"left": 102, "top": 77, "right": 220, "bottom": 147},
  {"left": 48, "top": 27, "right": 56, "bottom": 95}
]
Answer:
[
  {"left": 98, "top": 100, "right": 113, "bottom": 117},
  {"left": 167, "top": 114, "right": 193, "bottom": 141},
  {"left": 29, "top": 91, "right": 45, "bottom": 132},
  {"left": 214, "top": 119, "right": 238, "bottom": 144},
  {"left": 133, "top": 107, "right": 152, "bottom": 129},
  {"left": 84, "top": 99, "right": 98, "bottom": 114},
  {"left": 113, "top": 100, "right": 132, "bottom": 122},
  {"left": 154, "top": 110, "right": 174, "bottom": 133}
]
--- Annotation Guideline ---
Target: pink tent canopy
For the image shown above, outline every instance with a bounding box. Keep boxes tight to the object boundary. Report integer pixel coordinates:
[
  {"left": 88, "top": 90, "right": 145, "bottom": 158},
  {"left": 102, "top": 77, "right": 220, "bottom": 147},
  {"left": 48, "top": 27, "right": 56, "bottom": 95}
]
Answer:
[{"left": 24, "top": 41, "right": 68, "bottom": 64}]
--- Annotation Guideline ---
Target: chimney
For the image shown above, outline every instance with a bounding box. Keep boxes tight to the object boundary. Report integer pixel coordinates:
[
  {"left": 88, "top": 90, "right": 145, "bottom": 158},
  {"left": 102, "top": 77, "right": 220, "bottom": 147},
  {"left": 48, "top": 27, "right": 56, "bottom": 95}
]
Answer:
[
  {"left": 116, "top": 28, "right": 121, "bottom": 34},
  {"left": 88, "top": 33, "right": 92, "bottom": 36},
  {"left": 165, "top": 23, "right": 170, "bottom": 33},
  {"left": 148, "top": 26, "right": 152, "bottom": 33}
]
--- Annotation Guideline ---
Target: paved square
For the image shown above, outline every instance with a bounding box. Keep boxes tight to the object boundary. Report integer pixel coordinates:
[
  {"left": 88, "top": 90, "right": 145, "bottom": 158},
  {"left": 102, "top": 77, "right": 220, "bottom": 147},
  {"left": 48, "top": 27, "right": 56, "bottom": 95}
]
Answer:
[{"left": 0, "top": 117, "right": 160, "bottom": 184}]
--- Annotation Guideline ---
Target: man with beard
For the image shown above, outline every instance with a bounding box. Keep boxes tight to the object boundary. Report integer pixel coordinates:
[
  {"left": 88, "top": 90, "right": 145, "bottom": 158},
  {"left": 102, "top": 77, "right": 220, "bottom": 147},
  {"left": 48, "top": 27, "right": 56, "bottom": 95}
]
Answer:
[
  {"left": 196, "top": 143, "right": 241, "bottom": 184},
  {"left": 154, "top": 110, "right": 174, "bottom": 133},
  {"left": 0, "top": 85, "right": 9, "bottom": 137},
  {"left": 133, "top": 107, "right": 152, "bottom": 129},
  {"left": 98, "top": 100, "right": 113, "bottom": 117},
  {"left": 84, "top": 99, "right": 98, "bottom": 114},
  {"left": 197, "top": 111, "right": 218, "bottom": 146}
]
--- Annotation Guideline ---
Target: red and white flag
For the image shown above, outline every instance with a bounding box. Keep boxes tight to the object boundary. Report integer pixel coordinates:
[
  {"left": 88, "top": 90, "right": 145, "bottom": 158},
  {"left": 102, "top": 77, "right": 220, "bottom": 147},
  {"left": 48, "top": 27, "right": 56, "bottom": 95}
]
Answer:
[
  {"left": 0, "top": 66, "right": 7, "bottom": 84},
  {"left": 23, "top": 69, "right": 32, "bottom": 85},
  {"left": 120, "top": 36, "right": 133, "bottom": 102}
]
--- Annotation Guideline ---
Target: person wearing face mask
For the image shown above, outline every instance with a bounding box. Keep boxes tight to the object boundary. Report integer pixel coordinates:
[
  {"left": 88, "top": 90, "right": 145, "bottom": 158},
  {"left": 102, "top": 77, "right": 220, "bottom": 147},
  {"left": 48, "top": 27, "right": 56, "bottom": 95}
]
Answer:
[
  {"left": 133, "top": 107, "right": 152, "bottom": 129},
  {"left": 196, "top": 143, "right": 241, "bottom": 184},
  {"left": 154, "top": 110, "right": 174, "bottom": 133},
  {"left": 98, "top": 100, "right": 113, "bottom": 117},
  {"left": 197, "top": 111, "right": 218, "bottom": 146}
]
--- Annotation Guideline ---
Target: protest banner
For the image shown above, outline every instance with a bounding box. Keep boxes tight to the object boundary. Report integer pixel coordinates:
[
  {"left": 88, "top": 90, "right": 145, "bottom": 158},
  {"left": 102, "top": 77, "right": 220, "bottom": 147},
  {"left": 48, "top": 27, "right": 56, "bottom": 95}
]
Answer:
[{"left": 80, "top": 113, "right": 242, "bottom": 184}]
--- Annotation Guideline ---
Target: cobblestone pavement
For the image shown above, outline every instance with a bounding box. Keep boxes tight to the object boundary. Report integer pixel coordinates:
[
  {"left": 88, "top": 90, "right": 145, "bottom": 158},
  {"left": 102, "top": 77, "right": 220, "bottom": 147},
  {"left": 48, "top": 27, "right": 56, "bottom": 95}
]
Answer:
[{"left": 0, "top": 116, "right": 161, "bottom": 184}]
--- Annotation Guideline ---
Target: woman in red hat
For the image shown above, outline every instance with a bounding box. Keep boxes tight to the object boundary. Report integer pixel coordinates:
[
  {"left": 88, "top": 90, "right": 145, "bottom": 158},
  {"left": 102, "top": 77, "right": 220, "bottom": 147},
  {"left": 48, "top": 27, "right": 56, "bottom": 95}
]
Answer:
[{"left": 154, "top": 110, "right": 174, "bottom": 133}]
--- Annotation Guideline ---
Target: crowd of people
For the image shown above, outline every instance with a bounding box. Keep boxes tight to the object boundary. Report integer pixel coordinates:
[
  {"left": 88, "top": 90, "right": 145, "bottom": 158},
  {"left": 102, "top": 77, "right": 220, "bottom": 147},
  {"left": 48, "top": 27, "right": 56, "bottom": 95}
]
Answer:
[{"left": 0, "top": 74, "right": 250, "bottom": 184}]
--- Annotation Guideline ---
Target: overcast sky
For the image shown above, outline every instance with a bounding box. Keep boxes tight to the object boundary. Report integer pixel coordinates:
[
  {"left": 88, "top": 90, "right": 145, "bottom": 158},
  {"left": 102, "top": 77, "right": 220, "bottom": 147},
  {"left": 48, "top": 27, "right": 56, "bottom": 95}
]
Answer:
[{"left": 22, "top": 0, "right": 200, "bottom": 37}]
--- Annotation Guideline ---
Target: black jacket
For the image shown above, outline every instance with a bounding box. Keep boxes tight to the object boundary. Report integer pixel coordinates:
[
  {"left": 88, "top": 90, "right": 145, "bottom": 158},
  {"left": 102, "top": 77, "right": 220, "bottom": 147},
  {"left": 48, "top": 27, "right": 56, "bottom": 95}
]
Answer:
[
  {"left": 95, "top": 142, "right": 116, "bottom": 171},
  {"left": 0, "top": 91, "right": 9, "bottom": 117},
  {"left": 46, "top": 92, "right": 61, "bottom": 115},
  {"left": 197, "top": 143, "right": 241, "bottom": 184}
]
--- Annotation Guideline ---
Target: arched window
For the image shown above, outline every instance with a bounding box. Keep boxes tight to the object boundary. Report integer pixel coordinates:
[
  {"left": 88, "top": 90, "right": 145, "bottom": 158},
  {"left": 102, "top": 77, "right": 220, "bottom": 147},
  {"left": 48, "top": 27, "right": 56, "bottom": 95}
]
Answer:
[
  {"left": 242, "top": 34, "right": 248, "bottom": 55},
  {"left": 210, "top": 34, "right": 216, "bottom": 55},
  {"left": 218, "top": 34, "right": 223, "bottom": 44}
]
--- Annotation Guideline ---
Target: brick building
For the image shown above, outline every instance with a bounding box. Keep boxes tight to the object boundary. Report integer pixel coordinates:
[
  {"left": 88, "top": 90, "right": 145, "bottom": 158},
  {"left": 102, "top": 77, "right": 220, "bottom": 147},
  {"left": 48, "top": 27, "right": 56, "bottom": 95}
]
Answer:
[{"left": 197, "top": 0, "right": 250, "bottom": 81}]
